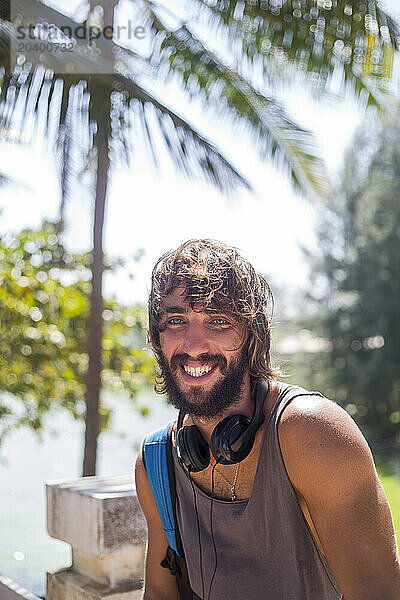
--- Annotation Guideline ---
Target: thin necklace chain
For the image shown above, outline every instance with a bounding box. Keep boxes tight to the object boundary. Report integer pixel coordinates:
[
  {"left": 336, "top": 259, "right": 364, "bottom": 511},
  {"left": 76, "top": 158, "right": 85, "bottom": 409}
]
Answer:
[{"left": 212, "top": 462, "right": 240, "bottom": 501}]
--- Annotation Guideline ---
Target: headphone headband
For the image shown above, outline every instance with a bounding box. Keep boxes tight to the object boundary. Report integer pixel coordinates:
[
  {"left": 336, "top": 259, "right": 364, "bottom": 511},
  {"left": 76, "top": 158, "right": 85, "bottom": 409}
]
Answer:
[{"left": 230, "top": 378, "right": 268, "bottom": 453}]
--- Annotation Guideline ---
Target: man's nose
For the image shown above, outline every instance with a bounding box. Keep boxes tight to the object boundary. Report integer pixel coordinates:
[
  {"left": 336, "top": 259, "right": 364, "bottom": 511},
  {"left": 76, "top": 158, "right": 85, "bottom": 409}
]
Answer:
[{"left": 182, "top": 323, "right": 210, "bottom": 357}]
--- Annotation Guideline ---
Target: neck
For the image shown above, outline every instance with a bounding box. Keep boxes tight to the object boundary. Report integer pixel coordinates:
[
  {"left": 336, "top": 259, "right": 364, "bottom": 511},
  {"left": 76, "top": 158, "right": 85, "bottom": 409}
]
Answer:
[{"left": 188, "top": 372, "right": 253, "bottom": 445}]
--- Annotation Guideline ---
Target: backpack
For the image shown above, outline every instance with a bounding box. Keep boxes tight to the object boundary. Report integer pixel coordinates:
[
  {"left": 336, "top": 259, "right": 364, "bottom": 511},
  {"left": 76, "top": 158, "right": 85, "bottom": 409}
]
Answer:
[{"left": 142, "top": 421, "right": 191, "bottom": 599}]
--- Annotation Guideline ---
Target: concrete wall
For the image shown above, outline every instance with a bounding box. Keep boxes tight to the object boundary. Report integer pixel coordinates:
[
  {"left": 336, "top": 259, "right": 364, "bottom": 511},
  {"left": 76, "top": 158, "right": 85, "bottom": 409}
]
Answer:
[{"left": 45, "top": 475, "right": 147, "bottom": 600}]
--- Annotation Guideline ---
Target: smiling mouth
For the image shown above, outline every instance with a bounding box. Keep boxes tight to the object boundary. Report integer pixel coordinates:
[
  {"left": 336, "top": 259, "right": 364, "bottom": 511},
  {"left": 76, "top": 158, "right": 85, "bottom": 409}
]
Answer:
[{"left": 181, "top": 363, "right": 217, "bottom": 379}]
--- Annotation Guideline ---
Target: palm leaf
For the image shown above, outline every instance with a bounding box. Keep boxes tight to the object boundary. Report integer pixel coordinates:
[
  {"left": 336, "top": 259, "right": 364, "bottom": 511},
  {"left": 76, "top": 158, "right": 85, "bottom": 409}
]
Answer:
[
  {"left": 137, "top": 2, "right": 330, "bottom": 199},
  {"left": 186, "top": 1, "right": 400, "bottom": 67},
  {"left": 169, "top": 0, "right": 400, "bottom": 107},
  {"left": 0, "top": 9, "right": 249, "bottom": 196}
]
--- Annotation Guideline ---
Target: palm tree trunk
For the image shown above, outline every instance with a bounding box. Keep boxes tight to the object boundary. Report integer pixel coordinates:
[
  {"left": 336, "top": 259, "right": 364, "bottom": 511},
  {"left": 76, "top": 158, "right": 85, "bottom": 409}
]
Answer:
[
  {"left": 82, "top": 0, "right": 117, "bottom": 477},
  {"left": 82, "top": 83, "right": 111, "bottom": 476}
]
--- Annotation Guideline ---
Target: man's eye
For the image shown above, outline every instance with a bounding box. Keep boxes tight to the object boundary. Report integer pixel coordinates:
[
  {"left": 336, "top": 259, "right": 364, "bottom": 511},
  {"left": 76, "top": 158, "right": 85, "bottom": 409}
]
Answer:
[
  {"left": 210, "top": 318, "right": 231, "bottom": 327},
  {"left": 167, "top": 317, "right": 185, "bottom": 325}
]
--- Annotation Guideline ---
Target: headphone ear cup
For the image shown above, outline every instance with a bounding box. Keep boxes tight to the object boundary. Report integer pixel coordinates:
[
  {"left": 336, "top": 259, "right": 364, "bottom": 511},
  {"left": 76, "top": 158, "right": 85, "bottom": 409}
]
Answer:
[
  {"left": 210, "top": 415, "right": 251, "bottom": 465},
  {"left": 177, "top": 425, "right": 210, "bottom": 473}
]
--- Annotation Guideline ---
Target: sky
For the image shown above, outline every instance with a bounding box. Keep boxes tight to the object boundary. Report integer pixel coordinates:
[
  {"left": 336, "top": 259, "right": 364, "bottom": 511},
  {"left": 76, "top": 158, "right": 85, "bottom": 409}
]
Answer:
[{"left": 0, "top": 0, "right": 398, "bottom": 308}]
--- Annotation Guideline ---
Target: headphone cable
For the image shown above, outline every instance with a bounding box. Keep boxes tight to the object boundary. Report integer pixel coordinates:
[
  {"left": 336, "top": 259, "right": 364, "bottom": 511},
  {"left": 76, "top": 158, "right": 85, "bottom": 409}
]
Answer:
[
  {"left": 207, "top": 462, "right": 219, "bottom": 600},
  {"left": 189, "top": 469, "right": 205, "bottom": 600}
]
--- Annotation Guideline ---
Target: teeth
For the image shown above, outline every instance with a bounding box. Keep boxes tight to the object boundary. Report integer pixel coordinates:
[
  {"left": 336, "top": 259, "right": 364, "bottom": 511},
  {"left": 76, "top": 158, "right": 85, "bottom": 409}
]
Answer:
[{"left": 183, "top": 364, "right": 213, "bottom": 377}]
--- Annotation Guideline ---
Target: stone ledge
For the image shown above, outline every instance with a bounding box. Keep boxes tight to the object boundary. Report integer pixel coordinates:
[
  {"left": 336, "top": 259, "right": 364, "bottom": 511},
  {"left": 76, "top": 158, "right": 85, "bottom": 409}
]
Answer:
[
  {"left": 47, "top": 569, "right": 143, "bottom": 600},
  {"left": 72, "top": 547, "right": 145, "bottom": 588},
  {"left": 46, "top": 475, "right": 147, "bottom": 556}
]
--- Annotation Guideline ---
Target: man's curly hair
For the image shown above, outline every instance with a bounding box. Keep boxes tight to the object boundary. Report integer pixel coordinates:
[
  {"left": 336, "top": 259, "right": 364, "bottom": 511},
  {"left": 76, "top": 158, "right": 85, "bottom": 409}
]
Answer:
[{"left": 148, "top": 239, "right": 280, "bottom": 392}]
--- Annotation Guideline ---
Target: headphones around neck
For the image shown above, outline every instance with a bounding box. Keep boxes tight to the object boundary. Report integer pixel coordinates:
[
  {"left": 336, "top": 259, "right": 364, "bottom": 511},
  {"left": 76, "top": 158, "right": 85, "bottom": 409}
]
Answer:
[{"left": 176, "top": 378, "right": 269, "bottom": 472}]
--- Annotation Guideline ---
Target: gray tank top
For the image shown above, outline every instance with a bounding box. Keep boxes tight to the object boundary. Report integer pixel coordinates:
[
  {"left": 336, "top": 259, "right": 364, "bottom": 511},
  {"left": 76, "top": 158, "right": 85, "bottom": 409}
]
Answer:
[{"left": 172, "top": 384, "right": 345, "bottom": 600}]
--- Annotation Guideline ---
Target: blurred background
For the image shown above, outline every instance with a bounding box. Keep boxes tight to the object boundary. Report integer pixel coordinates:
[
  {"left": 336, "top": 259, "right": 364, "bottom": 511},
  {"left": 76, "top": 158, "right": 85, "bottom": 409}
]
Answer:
[{"left": 0, "top": 0, "right": 399, "bottom": 596}]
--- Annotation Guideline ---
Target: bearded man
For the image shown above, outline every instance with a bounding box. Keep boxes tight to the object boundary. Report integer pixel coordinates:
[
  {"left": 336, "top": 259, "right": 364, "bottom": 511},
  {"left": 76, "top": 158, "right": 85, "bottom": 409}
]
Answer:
[{"left": 135, "top": 239, "right": 400, "bottom": 600}]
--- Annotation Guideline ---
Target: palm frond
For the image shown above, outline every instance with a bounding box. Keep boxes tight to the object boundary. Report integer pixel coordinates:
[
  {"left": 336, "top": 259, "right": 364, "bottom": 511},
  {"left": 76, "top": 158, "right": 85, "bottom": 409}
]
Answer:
[
  {"left": 177, "top": 0, "right": 400, "bottom": 106},
  {"left": 185, "top": 0, "right": 400, "bottom": 54},
  {"left": 138, "top": 3, "right": 330, "bottom": 199},
  {"left": 0, "top": 16, "right": 249, "bottom": 194},
  {"left": 108, "top": 71, "right": 251, "bottom": 191},
  {"left": 173, "top": 26, "right": 330, "bottom": 198}
]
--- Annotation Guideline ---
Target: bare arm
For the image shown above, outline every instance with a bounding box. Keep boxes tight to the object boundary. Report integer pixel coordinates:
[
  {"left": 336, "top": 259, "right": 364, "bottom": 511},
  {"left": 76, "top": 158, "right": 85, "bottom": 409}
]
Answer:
[
  {"left": 279, "top": 396, "right": 400, "bottom": 600},
  {"left": 135, "top": 451, "right": 180, "bottom": 600}
]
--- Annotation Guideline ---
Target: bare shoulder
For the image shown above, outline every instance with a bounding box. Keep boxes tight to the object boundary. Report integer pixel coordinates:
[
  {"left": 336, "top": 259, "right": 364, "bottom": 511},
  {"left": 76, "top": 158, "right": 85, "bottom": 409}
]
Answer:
[
  {"left": 279, "top": 393, "right": 372, "bottom": 458},
  {"left": 134, "top": 451, "right": 154, "bottom": 519},
  {"left": 135, "top": 450, "right": 163, "bottom": 525},
  {"left": 278, "top": 393, "right": 376, "bottom": 496},
  {"left": 134, "top": 451, "right": 147, "bottom": 494},
  {"left": 278, "top": 394, "right": 400, "bottom": 599},
  {"left": 280, "top": 392, "right": 363, "bottom": 434}
]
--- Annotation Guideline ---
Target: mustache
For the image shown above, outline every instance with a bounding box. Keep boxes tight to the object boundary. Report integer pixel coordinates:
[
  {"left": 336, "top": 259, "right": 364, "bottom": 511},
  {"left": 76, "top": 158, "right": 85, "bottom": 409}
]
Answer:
[{"left": 170, "top": 353, "right": 228, "bottom": 374}]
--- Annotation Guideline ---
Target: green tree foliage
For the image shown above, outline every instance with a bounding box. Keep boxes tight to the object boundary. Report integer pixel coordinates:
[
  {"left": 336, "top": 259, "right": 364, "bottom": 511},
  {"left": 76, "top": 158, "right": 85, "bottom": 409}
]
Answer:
[
  {"left": 0, "top": 221, "right": 155, "bottom": 448},
  {"left": 305, "top": 118, "right": 400, "bottom": 448}
]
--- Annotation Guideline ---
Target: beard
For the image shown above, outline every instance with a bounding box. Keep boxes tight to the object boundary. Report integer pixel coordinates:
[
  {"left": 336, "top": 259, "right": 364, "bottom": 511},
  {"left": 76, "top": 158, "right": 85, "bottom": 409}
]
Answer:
[{"left": 158, "top": 344, "right": 249, "bottom": 419}]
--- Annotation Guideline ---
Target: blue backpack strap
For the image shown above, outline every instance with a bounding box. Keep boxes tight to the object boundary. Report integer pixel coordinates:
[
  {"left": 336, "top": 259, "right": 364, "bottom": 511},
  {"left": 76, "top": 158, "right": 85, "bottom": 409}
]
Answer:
[{"left": 143, "top": 422, "right": 184, "bottom": 557}]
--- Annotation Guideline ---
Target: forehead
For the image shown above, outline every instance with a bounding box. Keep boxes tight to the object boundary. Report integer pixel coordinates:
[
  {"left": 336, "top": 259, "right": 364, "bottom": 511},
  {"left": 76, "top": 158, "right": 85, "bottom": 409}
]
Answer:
[
  {"left": 162, "top": 286, "right": 185, "bottom": 303},
  {"left": 160, "top": 286, "right": 224, "bottom": 314}
]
